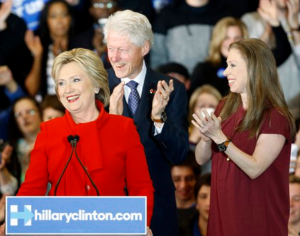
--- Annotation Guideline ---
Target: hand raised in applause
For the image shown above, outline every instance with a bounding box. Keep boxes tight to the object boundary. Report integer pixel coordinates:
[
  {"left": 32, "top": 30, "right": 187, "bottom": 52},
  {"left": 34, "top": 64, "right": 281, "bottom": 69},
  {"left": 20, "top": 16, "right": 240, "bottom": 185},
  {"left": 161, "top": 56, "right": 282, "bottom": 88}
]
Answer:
[
  {"left": 151, "top": 79, "right": 174, "bottom": 121},
  {"left": 0, "top": 145, "right": 13, "bottom": 171},
  {"left": 192, "top": 109, "right": 225, "bottom": 144},
  {"left": 25, "top": 30, "right": 43, "bottom": 58},
  {"left": 0, "top": 144, "right": 12, "bottom": 170},
  {"left": 287, "top": 0, "right": 300, "bottom": 30},
  {"left": 258, "top": 0, "right": 280, "bottom": 27},
  {"left": 109, "top": 81, "right": 125, "bottom": 115},
  {"left": 0, "top": 0, "right": 12, "bottom": 31},
  {"left": 0, "top": 66, "right": 17, "bottom": 92}
]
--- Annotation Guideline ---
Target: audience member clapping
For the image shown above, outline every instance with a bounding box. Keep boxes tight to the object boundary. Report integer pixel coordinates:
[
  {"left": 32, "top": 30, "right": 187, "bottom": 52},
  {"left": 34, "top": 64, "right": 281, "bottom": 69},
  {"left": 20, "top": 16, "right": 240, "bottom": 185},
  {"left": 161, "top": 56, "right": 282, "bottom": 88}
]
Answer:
[
  {"left": 242, "top": 0, "right": 300, "bottom": 121},
  {"left": 0, "top": 66, "right": 25, "bottom": 141},
  {"left": 24, "top": 0, "right": 75, "bottom": 98}
]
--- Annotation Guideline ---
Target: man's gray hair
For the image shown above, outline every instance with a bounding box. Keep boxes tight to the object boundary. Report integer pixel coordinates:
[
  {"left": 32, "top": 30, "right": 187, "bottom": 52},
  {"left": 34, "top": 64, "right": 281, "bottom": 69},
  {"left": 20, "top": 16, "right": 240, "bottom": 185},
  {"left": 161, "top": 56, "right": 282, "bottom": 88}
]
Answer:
[{"left": 103, "top": 10, "right": 153, "bottom": 47}]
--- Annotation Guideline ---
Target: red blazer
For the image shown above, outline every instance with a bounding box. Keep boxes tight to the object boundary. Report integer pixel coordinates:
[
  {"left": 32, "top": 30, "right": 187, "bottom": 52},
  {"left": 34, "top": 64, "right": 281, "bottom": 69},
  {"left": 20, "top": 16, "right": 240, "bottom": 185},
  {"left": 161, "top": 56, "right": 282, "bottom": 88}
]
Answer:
[{"left": 17, "top": 101, "right": 154, "bottom": 225}]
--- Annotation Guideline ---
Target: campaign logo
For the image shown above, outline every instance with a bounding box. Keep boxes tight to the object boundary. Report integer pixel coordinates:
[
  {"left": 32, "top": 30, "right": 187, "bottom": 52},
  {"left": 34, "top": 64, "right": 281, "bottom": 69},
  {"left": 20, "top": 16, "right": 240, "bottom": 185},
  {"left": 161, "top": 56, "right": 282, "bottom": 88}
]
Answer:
[
  {"left": 10, "top": 205, "right": 34, "bottom": 226},
  {"left": 6, "top": 197, "right": 146, "bottom": 235}
]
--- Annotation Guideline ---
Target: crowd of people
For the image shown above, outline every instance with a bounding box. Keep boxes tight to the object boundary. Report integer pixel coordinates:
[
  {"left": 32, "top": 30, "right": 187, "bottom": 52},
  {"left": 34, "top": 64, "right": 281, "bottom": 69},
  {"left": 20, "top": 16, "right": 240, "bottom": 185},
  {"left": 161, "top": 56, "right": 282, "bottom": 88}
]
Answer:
[{"left": 1, "top": 0, "right": 300, "bottom": 236}]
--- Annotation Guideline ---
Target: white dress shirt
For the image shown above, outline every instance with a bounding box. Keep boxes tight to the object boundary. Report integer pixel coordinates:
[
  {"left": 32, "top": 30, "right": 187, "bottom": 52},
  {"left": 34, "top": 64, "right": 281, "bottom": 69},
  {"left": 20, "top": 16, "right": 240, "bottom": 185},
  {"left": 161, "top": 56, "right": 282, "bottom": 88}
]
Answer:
[{"left": 121, "top": 61, "right": 164, "bottom": 134}]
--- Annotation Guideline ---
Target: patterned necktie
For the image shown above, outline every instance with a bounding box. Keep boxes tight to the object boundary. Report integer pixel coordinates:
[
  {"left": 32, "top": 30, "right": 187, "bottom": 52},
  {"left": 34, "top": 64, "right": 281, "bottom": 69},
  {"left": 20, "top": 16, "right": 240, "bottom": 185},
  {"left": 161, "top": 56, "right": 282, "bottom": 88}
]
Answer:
[{"left": 126, "top": 81, "right": 140, "bottom": 115}]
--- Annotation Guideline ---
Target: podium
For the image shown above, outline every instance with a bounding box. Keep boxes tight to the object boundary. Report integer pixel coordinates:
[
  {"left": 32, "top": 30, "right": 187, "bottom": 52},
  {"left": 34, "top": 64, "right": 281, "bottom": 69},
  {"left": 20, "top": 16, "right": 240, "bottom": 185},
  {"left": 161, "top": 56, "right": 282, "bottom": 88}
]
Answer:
[{"left": 5, "top": 196, "right": 147, "bottom": 235}]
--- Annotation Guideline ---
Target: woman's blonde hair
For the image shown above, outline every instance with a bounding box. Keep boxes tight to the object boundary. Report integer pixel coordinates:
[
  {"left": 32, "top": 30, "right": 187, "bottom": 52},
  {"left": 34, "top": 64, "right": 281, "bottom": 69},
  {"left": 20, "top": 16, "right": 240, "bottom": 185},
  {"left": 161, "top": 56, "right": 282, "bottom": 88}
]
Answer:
[
  {"left": 208, "top": 17, "right": 248, "bottom": 65},
  {"left": 52, "top": 48, "right": 110, "bottom": 106},
  {"left": 188, "top": 85, "right": 222, "bottom": 127},
  {"left": 219, "top": 38, "right": 296, "bottom": 138}
]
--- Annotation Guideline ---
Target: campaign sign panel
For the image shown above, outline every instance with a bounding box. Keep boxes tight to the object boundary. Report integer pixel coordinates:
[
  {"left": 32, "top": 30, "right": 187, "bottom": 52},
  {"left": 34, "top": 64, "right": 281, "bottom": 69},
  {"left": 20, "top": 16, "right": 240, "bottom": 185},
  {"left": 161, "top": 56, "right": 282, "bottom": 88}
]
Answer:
[{"left": 6, "top": 197, "right": 146, "bottom": 235}]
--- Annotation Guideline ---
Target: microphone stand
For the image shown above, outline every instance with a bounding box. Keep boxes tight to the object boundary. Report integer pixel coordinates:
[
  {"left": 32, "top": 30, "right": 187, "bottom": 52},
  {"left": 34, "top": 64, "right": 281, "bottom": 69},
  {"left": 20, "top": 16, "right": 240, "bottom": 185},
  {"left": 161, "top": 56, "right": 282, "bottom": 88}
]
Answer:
[{"left": 54, "top": 136, "right": 100, "bottom": 196}]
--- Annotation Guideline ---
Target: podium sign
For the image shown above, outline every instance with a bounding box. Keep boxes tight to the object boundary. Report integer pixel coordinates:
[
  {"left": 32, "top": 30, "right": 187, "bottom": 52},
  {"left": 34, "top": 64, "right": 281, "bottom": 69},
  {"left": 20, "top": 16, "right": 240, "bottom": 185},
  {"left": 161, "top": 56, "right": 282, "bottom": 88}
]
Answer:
[{"left": 6, "top": 197, "right": 147, "bottom": 235}]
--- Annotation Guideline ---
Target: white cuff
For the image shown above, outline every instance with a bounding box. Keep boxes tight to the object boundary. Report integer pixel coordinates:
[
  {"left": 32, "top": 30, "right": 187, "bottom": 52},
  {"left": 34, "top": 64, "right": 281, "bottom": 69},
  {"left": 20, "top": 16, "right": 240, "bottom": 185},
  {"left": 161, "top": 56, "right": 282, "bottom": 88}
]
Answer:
[{"left": 153, "top": 123, "right": 164, "bottom": 135}]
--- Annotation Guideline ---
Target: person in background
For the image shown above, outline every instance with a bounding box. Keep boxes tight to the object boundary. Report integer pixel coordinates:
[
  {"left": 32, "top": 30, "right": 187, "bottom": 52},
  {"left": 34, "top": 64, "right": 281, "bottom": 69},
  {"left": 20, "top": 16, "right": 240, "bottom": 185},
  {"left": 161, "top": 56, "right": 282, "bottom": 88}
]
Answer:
[
  {"left": 41, "top": 94, "right": 65, "bottom": 122},
  {"left": 150, "top": 0, "right": 232, "bottom": 74},
  {"left": 156, "top": 62, "right": 191, "bottom": 94},
  {"left": 9, "top": 97, "right": 42, "bottom": 184},
  {"left": 0, "top": 144, "right": 19, "bottom": 223},
  {"left": 242, "top": 0, "right": 300, "bottom": 122},
  {"left": 188, "top": 85, "right": 222, "bottom": 175},
  {"left": 118, "top": 0, "right": 155, "bottom": 23},
  {"left": 171, "top": 152, "right": 200, "bottom": 227},
  {"left": 105, "top": 10, "right": 189, "bottom": 236},
  {"left": 289, "top": 175, "right": 300, "bottom": 236},
  {"left": 0, "top": 66, "right": 26, "bottom": 141},
  {"left": 188, "top": 85, "right": 222, "bottom": 151},
  {"left": 179, "top": 173, "right": 211, "bottom": 236},
  {"left": 7, "top": 48, "right": 154, "bottom": 235},
  {"left": 191, "top": 13, "right": 291, "bottom": 97},
  {"left": 24, "top": 0, "right": 75, "bottom": 99},
  {"left": 192, "top": 39, "right": 295, "bottom": 236},
  {"left": 72, "top": 0, "right": 119, "bottom": 69},
  {"left": 0, "top": 0, "right": 32, "bottom": 112},
  {"left": 190, "top": 17, "right": 247, "bottom": 97}
]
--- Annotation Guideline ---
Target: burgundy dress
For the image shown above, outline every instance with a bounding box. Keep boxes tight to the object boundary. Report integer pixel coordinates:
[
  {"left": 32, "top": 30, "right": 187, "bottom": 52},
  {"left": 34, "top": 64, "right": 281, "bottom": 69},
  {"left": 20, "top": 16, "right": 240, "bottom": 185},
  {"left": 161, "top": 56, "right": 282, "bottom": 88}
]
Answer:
[{"left": 207, "top": 103, "right": 291, "bottom": 236}]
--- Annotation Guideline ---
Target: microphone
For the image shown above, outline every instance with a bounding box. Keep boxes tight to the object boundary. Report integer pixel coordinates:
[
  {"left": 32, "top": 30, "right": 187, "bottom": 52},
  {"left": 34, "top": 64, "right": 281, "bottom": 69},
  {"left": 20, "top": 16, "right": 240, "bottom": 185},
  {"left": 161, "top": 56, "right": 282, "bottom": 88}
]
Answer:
[{"left": 54, "top": 135, "right": 100, "bottom": 196}]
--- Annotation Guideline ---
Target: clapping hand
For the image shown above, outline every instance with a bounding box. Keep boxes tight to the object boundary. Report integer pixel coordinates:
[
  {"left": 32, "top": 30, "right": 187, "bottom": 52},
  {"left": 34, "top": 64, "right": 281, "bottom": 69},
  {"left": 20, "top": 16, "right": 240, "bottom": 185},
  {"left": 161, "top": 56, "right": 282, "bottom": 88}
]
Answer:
[
  {"left": 258, "top": 0, "right": 280, "bottom": 27},
  {"left": 287, "top": 0, "right": 300, "bottom": 30},
  {"left": 192, "top": 109, "right": 223, "bottom": 143},
  {"left": 0, "top": 143, "right": 12, "bottom": 170},
  {"left": 0, "top": 66, "right": 12, "bottom": 86},
  {"left": 109, "top": 81, "right": 125, "bottom": 115},
  {"left": 24, "top": 30, "right": 43, "bottom": 57},
  {"left": 0, "top": 0, "right": 12, "bottom": 30},
  {"left": 151, "top": 79, "right": 174, "bottom": 121}
]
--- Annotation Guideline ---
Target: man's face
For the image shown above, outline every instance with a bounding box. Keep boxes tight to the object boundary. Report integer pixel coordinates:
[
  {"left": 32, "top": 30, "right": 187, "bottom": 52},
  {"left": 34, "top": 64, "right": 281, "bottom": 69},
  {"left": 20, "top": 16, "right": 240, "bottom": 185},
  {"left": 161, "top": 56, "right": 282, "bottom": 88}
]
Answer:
[
  {"left": 107, "top": 31, "right": 149, "bottom": 79},
  {"left": 289, "top": 183, "right": 300, "bottom": 225},
  {"left": 171, "top": 166, "right": 197, "bottom": 203}
]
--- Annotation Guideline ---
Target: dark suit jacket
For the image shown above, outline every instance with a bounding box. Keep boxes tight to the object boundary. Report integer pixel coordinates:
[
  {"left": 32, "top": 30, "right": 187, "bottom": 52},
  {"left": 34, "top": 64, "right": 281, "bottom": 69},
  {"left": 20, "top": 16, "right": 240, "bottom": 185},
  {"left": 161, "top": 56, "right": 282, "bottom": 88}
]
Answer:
[{"left": 108, "top": 66, "right": 189, "bottom": 235}]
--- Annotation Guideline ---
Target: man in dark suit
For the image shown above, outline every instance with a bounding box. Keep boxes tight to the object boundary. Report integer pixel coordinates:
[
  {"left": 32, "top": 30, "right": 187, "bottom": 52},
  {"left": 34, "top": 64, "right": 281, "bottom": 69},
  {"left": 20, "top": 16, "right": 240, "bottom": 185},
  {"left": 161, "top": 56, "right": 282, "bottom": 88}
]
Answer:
[{"left": 104, "top": 10, "right": 189, "bottom": 236}]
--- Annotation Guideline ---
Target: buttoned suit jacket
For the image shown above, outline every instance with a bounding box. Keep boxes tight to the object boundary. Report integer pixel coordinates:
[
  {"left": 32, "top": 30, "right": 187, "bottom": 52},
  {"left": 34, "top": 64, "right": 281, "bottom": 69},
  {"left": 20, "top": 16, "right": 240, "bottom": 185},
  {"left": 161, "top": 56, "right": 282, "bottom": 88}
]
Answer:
[{"left": 108, "top": 66, "right": 189, "bottom": 235}]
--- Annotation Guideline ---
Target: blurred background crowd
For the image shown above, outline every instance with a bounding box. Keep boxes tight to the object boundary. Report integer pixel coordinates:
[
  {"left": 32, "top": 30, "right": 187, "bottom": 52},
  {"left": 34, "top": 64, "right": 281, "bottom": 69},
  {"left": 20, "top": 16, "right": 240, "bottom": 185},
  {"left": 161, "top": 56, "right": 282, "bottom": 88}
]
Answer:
[{"left": 1, "top": 0, "right": 300, "bottom": 235}]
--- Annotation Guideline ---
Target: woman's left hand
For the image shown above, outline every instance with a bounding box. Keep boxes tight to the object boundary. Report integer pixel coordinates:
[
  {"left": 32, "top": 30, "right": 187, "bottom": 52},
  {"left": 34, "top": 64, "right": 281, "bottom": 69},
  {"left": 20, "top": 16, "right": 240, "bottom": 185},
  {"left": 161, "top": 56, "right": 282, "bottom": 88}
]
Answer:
[{"left": 192, "top": 109, "right": 226, "bottom": 143}]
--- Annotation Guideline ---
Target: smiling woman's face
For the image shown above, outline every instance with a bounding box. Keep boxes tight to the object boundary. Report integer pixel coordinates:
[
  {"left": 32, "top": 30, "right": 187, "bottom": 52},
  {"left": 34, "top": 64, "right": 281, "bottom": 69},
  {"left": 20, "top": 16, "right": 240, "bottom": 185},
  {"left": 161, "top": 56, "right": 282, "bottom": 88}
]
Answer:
[{"left": 56, "top": 62, "right": 97, "bottom": 117}]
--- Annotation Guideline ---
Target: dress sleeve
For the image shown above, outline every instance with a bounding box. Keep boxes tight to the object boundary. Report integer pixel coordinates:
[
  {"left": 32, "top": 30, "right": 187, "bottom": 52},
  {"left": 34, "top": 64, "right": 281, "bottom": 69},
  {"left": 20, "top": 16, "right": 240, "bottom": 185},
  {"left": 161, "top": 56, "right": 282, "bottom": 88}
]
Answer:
[
  {"left": 124, "top": 119, "right": 154, "bottom": 226},
  {"left": 17, "top": 123, "right": 49, "bottom": 196},
  {"left": 259, "top": 109, "right": 291, "bottom": 142}
]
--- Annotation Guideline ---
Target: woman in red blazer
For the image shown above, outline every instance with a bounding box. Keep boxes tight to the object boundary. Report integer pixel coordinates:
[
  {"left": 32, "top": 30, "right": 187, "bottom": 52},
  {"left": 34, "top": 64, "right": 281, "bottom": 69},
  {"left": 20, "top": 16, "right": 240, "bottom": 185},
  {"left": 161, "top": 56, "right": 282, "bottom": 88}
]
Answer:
[{"left": 15, "top": 48, "right": 154, "bottom": 233}]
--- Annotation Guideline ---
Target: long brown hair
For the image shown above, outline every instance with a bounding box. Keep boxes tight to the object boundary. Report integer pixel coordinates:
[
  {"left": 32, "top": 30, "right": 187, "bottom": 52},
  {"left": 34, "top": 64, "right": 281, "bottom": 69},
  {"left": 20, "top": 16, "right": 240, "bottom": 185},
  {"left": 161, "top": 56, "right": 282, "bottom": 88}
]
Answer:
[{"left": 219, "top": 39, "right": 296, "bottom": 138}]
